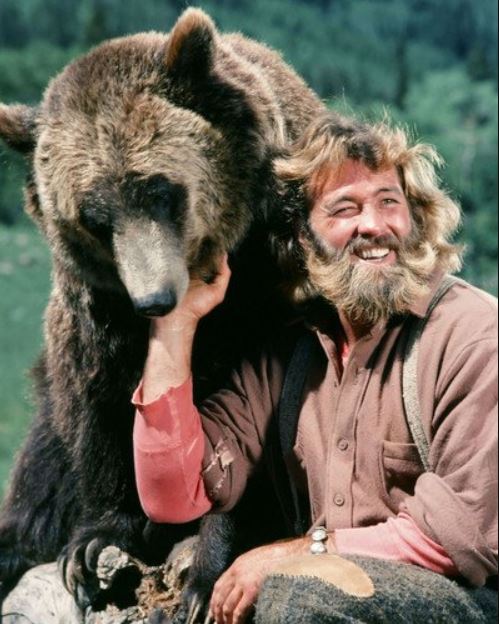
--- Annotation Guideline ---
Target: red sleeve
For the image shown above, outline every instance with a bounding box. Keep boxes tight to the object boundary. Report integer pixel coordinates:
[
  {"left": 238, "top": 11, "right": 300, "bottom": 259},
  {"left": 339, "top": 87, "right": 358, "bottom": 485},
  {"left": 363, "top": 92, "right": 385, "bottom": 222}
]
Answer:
[
  {"left": 133, "top": 377, "right": 213, "bottom": 524},
  {"left": 335, "top": 512, "right": 459, "bottom": 576}
]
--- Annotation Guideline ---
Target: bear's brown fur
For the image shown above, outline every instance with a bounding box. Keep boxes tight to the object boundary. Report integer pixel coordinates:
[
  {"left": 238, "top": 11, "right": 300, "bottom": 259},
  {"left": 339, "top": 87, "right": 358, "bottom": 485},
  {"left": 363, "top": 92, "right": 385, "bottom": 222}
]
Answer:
[{"left": 0, "top": 8, "right": 324, "bottom": 613}]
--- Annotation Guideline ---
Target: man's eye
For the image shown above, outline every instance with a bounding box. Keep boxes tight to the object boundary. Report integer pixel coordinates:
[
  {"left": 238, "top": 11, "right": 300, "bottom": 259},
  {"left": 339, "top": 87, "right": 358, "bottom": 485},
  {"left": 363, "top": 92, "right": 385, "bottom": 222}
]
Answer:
[
  {"left": 382, "top": 198, "right": 398, "bottom": 206},
  {"left": 332, "top": 206, "right": 358, "bottom": 217}
]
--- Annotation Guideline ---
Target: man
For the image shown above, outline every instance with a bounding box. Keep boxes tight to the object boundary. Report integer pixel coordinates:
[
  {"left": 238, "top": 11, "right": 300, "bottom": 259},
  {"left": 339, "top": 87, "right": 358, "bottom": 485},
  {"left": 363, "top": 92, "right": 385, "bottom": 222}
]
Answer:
[
  {"left": 135, "top": 114, "right": 499, "bottom": 623},
  {"left": 3, "top": 115, "right": 496, "bottom": 624}
]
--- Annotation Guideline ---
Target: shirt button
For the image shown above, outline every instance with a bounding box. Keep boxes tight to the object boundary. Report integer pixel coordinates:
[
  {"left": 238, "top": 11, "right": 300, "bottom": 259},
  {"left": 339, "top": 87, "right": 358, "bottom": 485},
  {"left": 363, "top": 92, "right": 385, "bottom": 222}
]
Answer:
[
  {"left": 338, "top": 439, "right": 349, "bottom": 452},
  {"left": 334, "top": 494, "right": 346, "bottom": 507}
]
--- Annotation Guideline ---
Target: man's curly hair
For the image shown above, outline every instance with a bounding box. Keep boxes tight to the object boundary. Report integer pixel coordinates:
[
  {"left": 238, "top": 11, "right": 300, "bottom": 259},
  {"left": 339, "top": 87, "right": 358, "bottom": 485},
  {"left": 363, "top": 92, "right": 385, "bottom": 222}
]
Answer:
[{"left": 271, "top": 113, "right": 463, "bottom": 303}]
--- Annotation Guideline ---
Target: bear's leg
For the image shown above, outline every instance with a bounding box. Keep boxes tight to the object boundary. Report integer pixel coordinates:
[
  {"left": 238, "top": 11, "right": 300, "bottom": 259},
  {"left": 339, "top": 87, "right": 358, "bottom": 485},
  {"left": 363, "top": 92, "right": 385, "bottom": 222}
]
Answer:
[
  {"left": 58, "top": 418, "right": 184, "bottom": 610},
  {"left": 59, "top": 515, "right": 150, "bottom": 610},
  {"left": 173, "top": 514, "right": 238, "bottom": 623},
  {"left": 0, "top": 414, "right": 77, "bottom": 598}
]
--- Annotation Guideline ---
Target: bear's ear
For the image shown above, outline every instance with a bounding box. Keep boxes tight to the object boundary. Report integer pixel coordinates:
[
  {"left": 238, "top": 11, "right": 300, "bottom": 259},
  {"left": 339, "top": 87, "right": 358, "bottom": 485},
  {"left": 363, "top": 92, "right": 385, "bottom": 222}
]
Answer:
[
  {"left": 165, "top": 8, "right": 217, "bottom": 80},
  {"left": 0, "top": 104, "right": 38, "bottom": 153}
]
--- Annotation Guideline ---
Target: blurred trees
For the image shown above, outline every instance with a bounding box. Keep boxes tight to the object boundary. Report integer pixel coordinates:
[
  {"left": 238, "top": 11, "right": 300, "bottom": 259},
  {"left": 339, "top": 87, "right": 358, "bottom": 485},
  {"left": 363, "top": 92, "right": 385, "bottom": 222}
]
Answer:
[{"left": 0, "top": 0, "right": 497, "bottom": 289}]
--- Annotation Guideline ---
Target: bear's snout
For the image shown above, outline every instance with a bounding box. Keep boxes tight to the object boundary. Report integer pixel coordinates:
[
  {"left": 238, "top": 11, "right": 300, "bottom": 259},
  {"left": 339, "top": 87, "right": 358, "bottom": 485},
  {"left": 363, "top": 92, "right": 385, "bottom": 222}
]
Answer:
[{"left": 133, "top": 290, "right": 178, "bottom": 318}]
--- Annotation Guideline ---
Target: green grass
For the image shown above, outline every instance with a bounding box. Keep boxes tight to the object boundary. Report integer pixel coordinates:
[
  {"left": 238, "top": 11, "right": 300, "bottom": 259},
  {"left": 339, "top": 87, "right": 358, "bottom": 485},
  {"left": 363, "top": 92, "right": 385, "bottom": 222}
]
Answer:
[{"left": 0, "top": 223, "right": 51, "bottom": 498}]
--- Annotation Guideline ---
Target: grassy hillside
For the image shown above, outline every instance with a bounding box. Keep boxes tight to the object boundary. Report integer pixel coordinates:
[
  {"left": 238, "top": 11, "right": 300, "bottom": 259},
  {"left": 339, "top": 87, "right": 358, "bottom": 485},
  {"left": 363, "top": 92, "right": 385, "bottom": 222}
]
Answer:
[{"left": 0, "top": 224, "right": 50, "bottom": 496}]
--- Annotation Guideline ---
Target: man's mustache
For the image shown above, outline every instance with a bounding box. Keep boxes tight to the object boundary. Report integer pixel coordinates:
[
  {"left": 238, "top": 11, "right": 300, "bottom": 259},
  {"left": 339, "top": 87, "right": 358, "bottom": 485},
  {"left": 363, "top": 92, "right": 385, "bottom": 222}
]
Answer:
[
  {"left": 348, "top": 235, "right": 401, "bottom": 255},
  {"left": 304, "top": 225, "right": 405, "bottom": 262}
]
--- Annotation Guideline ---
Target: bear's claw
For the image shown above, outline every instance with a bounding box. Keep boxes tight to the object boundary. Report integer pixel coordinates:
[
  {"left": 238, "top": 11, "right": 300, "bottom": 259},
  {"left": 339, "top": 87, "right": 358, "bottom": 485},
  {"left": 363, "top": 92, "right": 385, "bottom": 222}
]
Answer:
[{"left": 59, "top": 537, "right": 109, "bottom": 609}]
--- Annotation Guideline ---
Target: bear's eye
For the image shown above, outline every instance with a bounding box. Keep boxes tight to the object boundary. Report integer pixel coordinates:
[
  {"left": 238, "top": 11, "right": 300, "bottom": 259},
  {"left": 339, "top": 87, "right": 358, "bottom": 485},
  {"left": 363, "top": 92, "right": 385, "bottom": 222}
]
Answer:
[
  {"left": 81, "top": 215, "right": 112, "bottom": 242},
  {"left": 148, "top": 194, "right": 174, "bottom": 222},
  {"left": 79, "top": 200, "right": 113, "bottom": 244},
  {"left": 130, "top": 174, "right": 187, "bottom": 227}
]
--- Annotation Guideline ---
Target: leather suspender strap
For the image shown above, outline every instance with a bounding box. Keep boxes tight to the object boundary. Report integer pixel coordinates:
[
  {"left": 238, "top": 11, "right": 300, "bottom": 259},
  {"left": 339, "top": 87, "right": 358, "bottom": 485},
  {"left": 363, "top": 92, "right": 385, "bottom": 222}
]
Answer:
[
  {"left": 279, "top": 332, "right": 318, "bottom": 458},
  {"left": 402, "top": 275, "right": 458, "bottom": 472},
  {"left": 278, "top": 331, "right": 318, "bottom": 536}
]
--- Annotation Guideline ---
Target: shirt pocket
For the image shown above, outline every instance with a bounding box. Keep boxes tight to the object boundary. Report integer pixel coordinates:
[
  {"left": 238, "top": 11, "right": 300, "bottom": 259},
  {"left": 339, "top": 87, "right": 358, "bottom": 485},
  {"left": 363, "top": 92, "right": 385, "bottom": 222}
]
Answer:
[{"left": 378, "top": 441, "right": 425, "bottom": 509}]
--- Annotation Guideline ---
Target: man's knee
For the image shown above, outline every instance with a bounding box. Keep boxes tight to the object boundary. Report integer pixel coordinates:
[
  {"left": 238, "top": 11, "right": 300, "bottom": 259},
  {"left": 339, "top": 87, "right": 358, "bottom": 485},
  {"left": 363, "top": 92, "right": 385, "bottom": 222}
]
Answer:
[
  {"left": 255, "top": 558, "right": 497, "bottom": 624},
  {"left": 255, "top": 574, "right": 358, "bottom": 624}
]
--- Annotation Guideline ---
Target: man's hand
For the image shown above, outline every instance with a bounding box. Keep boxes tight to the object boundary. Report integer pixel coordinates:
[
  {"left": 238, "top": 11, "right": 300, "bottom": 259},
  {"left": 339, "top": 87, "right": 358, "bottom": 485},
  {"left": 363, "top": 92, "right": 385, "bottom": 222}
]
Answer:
[
  {"left": 152, "top": 254, "right": 232, "bottom": 334},
  {"left": 209, "top": 538, "right": 309, "bottom": 624},
  {"left": 142, "top": 255, "right": 231, "bottom": 402}
]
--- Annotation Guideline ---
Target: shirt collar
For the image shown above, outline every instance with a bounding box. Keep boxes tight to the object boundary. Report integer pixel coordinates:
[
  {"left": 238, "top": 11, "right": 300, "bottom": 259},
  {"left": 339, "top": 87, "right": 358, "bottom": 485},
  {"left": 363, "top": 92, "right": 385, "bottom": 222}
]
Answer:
[{"left": 406, "top": 269, "right": 447, "bottom": 319}]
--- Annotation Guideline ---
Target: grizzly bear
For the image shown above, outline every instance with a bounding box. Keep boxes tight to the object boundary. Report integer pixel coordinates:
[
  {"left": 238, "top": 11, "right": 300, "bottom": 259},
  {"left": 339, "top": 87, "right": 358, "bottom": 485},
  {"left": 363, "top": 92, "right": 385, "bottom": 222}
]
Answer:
[{"left": 0, "top": 7, "right": 324, "bottom": 614}]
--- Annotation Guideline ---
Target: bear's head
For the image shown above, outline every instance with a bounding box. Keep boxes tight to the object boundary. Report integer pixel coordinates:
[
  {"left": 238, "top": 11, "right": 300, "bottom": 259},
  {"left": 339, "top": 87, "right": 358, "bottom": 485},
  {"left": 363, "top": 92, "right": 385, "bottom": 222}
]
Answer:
[{"left": 0, "top": 9, "right": 273, "bottom": 317}]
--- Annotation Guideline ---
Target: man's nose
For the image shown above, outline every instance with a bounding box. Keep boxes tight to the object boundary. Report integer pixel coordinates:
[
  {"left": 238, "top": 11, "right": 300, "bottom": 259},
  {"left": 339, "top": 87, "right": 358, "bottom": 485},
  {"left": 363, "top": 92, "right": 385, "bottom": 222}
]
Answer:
[{"left": 357, "top": 206, "right": 387, "bottom": 238}]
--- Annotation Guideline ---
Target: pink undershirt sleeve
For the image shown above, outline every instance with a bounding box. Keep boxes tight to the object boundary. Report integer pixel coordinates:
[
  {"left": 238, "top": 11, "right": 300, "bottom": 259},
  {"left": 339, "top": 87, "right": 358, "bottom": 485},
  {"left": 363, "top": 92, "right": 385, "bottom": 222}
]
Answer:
[
  {"left": 335, "top": 512, "right": 459, "bottom": 576},
  {"left": 133, "top": 377, "right": 213, "bottom": 524}
]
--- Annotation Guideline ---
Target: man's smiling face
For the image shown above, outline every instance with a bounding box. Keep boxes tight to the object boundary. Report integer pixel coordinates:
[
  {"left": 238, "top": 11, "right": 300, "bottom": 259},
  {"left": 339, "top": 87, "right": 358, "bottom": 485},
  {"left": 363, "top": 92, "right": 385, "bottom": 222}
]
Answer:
[
  {"left": 274, "top": 114, "right": 462, "bottom": 318},
  {"left": 302, "top": 158, "right": 434, "bottom": 326},
  {"left": 309, "top": 160, "right": 412, "bottom": 266}
]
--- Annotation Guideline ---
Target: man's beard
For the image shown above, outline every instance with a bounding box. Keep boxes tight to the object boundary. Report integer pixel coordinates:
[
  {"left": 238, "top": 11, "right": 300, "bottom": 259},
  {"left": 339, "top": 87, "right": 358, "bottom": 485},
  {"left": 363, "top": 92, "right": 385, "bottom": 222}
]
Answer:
[{"left": 304, "top": 223, "right": 438, "bottom": 327}]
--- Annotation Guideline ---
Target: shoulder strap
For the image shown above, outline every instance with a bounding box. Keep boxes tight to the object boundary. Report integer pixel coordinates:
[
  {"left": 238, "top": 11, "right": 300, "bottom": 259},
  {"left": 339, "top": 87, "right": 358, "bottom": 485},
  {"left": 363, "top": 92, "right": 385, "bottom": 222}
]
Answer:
[
  {"left": 278, "top": 331, "right": 318, "bottom": 535},
  {"left": 402, "top": 275, "right": 458, "bottom": 472},
  {"left": 279, "top": 331, "right": 318, "bottom": 458}
]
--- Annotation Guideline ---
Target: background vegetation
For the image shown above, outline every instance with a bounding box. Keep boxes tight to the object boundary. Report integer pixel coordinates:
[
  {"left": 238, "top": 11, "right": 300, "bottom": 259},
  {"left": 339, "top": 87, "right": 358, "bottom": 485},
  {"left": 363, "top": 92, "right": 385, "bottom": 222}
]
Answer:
[{"left": 0, "top": 0, "right": 497, "bottom": 493}]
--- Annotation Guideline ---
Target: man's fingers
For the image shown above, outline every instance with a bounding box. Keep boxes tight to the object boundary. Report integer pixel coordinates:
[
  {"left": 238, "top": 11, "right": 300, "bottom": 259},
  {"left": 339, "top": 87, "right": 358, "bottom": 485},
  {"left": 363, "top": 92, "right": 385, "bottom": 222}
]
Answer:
[
  {"left": 221, "top": 587, "right": 243, "bottom": 624},
  {"left": 232, "top": 591, "right": 256, "bottom": 624},
  {"left": 195, "top": 253, "right": 231, "bottom": 283},
  {"left": 211, "top": 573, "right": 235, "bottom": 624},
  {"left": 193, "top": 254, "right": 230, "bottom": 292},
  {"left": 214, "top": 254, "right": 231, "bottom": 286}
]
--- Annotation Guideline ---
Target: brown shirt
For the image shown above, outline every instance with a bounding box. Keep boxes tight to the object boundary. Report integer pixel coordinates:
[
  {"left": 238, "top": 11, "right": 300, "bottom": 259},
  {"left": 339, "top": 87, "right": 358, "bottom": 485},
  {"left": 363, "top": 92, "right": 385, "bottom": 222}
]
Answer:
[{"left": 199, "top": 274, "right": 498, "bottom": 586}]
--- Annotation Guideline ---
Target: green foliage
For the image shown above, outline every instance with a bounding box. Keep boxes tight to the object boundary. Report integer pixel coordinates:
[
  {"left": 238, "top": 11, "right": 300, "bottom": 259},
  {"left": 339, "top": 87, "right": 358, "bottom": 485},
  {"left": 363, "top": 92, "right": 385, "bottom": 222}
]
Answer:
[
  {"left": 0, "top": 225, "right": 50, "bottom": 495},
  {"left": 403, "top": 69, "right": 498, "bottom": 292},
  {"left": 0, "top": 42, "right": 76, "bottom": 102},
  {"left": 0, "top": 43, "right": 78, "bottom": 222}
]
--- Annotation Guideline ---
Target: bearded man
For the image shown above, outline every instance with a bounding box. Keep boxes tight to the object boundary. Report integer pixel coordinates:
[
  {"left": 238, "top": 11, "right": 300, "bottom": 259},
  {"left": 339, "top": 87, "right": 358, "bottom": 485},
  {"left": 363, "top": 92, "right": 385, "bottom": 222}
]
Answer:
[{"left": 135, "top": 115, "right": 498, "bottom": 623}]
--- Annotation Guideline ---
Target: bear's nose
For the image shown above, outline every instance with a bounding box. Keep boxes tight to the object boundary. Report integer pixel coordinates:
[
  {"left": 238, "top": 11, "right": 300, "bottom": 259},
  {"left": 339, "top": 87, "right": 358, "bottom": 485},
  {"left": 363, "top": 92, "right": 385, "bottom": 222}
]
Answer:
[{"left": 134, "top": 290, "right": 178, "bottom": 318}]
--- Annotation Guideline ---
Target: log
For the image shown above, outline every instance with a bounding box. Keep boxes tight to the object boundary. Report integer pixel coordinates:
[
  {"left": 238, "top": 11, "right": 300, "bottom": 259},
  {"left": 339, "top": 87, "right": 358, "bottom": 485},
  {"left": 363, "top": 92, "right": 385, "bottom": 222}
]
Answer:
[
  {"left": 1, "top": 563, "right": 84, "bottom": 623},
  {"left": 1, "top": 538, "right": 198, "bottom": 623}
]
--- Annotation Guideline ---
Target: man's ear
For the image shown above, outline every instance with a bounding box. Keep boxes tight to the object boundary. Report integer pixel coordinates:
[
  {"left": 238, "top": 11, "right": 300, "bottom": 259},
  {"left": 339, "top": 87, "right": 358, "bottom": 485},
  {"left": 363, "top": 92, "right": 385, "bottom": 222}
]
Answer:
[
  {"left": 0, "top": 104, "right": 38, "bottom": 153},
  {"left": 165, "top": 8, "right": 217, "bottom": 81}
]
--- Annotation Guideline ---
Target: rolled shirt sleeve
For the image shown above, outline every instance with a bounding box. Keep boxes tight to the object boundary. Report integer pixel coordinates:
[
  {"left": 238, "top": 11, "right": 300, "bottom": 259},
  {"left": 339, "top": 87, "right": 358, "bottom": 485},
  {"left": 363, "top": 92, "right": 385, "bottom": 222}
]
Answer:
[
  {"left": 199, "top": 349, "right": 284, "bottom": 512},
  {"left": 404, "top": 336, "right": 498, "bottom": 586},
  {"left": 133, "top": 339, "right": 289, "bottom": 522}
]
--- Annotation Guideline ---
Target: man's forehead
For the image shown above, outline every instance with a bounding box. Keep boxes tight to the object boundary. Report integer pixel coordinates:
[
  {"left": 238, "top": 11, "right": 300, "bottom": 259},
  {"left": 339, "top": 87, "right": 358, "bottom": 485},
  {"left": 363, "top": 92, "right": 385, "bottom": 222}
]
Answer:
[{"left": 313, "top": 160, "right": 402, "bottom": 200}]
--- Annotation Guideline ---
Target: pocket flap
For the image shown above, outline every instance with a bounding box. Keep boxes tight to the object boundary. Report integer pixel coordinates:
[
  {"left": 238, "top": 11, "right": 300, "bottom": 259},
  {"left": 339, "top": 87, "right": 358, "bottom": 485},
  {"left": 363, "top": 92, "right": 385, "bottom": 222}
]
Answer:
[{"left": 382, "top": 440, "right": 422, "bottom": 464}]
